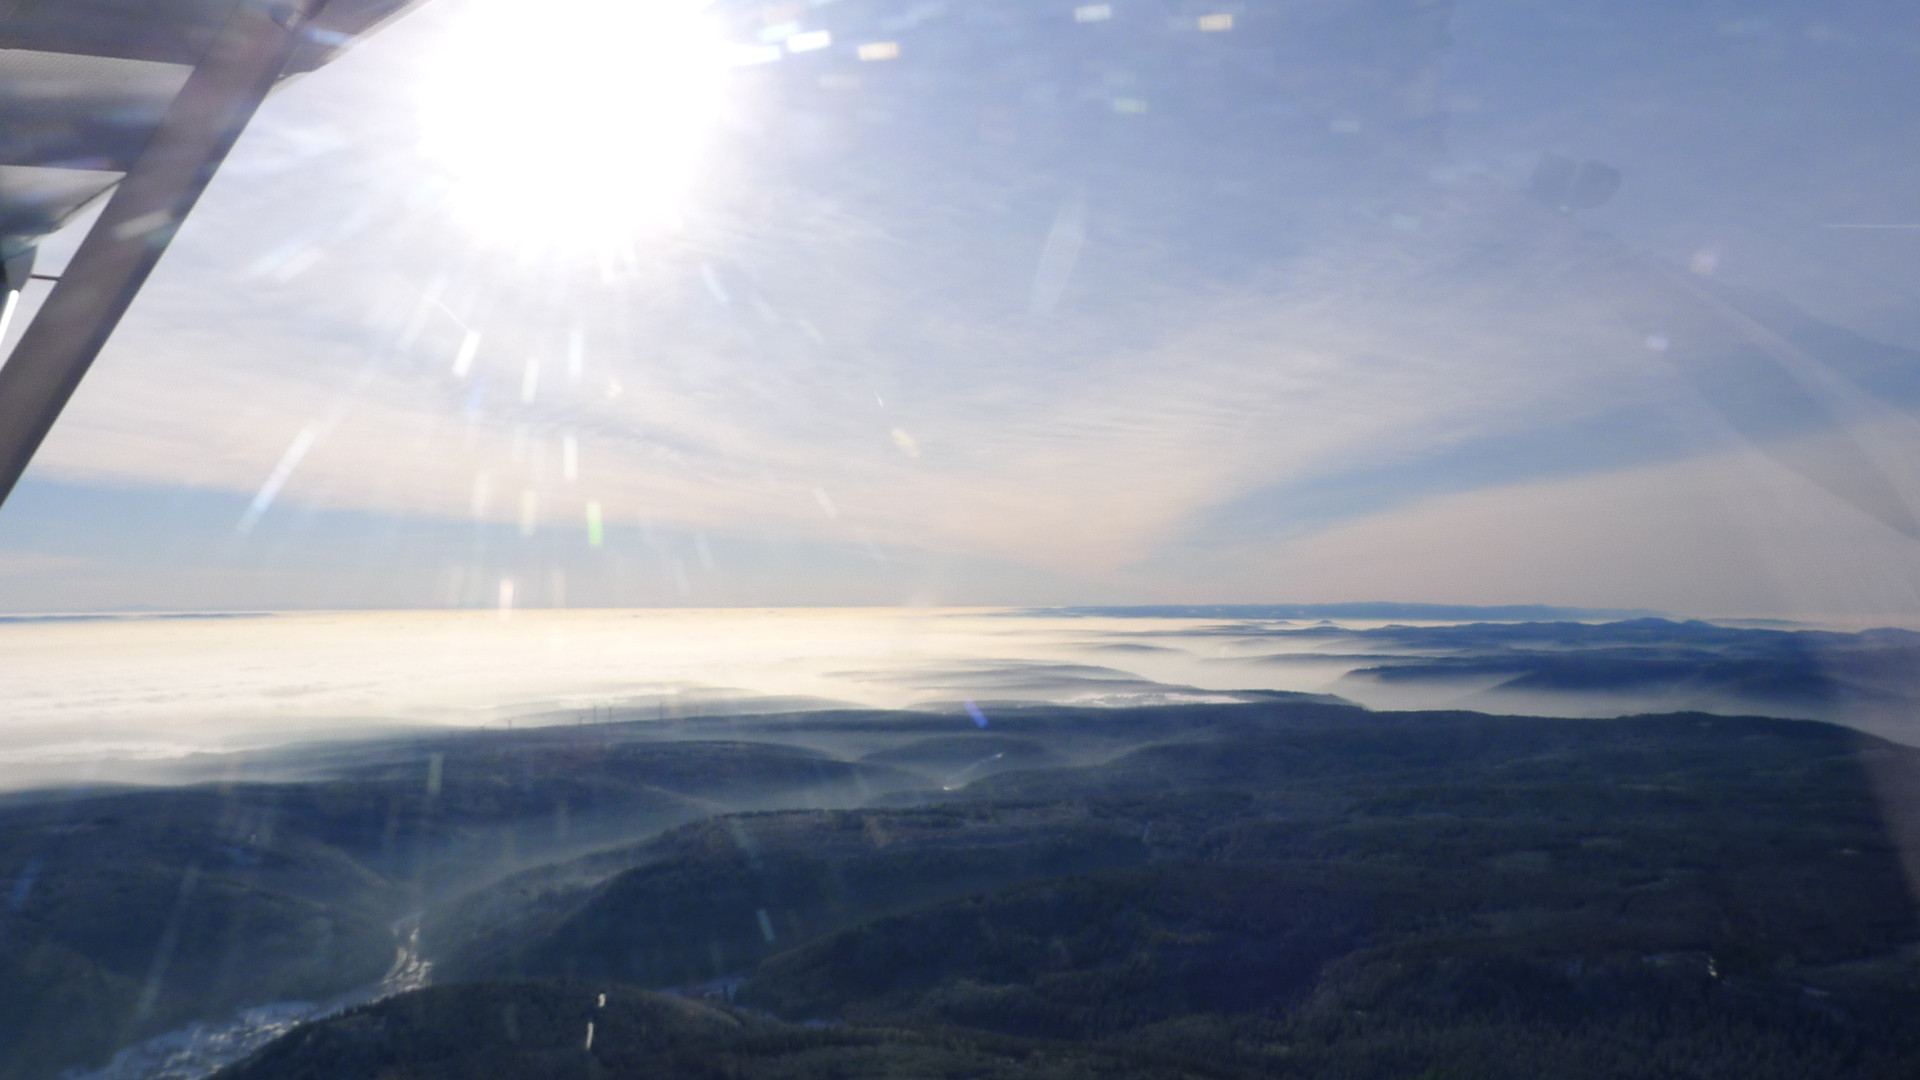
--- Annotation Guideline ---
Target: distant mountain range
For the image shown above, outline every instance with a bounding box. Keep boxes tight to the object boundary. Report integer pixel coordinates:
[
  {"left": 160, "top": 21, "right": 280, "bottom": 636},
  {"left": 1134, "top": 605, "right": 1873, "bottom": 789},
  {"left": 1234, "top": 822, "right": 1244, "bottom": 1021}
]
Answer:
[{"left": 1037, "top": 603, "right": 1666, "bottom": 621}]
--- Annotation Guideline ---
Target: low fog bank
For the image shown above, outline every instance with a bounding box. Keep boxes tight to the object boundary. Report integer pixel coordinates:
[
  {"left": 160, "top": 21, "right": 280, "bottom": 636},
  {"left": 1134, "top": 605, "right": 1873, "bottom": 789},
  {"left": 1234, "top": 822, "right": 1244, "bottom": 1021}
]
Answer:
[
  {"left": 7, "top": 606, "right": 1920, "bottom": 794},
  {"left": 1241, "top": 617, "right": 1920, "bottom": 745}
]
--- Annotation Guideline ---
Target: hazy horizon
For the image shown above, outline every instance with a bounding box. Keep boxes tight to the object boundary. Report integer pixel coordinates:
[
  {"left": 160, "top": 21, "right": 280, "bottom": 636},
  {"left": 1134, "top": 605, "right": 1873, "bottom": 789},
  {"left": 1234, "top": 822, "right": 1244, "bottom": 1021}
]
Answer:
[{"left": 7, "top": 603, "right": 1920, "bottom": 793}]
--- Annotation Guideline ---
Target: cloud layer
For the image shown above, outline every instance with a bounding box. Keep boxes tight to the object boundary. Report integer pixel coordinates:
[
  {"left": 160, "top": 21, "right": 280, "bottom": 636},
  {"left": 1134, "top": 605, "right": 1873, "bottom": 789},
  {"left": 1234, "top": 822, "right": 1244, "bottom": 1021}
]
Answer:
[{"left": 8, "top": 605, "right": 1920, "bottom": 791}]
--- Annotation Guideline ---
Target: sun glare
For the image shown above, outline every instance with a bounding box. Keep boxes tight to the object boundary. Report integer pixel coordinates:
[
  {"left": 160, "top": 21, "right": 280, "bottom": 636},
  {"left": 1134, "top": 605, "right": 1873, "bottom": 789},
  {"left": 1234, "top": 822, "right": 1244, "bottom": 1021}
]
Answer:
[{"left": 419, "top": 0, "right": 730, "bottom": 249}]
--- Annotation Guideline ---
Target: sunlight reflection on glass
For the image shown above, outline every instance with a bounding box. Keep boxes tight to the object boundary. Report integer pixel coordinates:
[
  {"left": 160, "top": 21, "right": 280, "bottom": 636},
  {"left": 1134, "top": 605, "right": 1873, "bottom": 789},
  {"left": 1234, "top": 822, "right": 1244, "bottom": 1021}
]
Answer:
[{"left": 417, "top": 0, "right": 729, "bottom": 249}]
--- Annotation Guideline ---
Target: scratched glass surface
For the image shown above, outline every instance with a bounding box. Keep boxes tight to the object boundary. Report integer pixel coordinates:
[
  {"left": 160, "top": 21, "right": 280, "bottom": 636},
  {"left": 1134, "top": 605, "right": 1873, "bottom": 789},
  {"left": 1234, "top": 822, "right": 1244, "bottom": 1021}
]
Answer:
[{"left": 5, "top": 3, "right": 1920, "bottom": 1079}]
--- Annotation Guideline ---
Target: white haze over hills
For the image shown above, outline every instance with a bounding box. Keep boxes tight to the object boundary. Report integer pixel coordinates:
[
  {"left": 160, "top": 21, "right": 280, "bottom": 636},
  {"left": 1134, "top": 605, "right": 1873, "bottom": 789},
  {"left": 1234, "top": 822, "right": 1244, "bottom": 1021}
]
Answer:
[{"left": 5, "top": 605, "right": 1920, "bottom": 793}]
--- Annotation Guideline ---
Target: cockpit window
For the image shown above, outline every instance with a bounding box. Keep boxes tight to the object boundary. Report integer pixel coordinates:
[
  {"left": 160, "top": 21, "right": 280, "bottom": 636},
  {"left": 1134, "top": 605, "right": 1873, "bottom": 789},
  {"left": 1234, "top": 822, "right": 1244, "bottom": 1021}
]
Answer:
[{"left": 4, "top": 3, "right": 1920, "bottom": 1078}]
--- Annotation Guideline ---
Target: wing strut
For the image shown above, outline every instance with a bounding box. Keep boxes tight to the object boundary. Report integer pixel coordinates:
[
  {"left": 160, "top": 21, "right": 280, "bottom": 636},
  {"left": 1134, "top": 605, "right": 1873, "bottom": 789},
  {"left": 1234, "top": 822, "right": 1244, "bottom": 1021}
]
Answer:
[{"left": 0, "top": 0, "right": 332, "bottom": 508}]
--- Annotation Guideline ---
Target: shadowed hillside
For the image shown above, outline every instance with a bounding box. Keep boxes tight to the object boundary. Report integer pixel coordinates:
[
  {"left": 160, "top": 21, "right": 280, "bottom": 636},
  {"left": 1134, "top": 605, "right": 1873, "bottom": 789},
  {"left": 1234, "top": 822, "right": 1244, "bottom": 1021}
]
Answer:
[
  {"left": 207, "top": 702, "right": 1920, "bottom": 1080},
  {"left": 431, "top": 806, "right": 1149, "bottom": 986},
  {"left": 0, "top": 736, "right": 926, "bottom": 1080},
  {"left": 13, "top": 700, "right": 1920, "bottom": 1079},
  {"left": 213, "top": 981, "right": 1203, "bottom": 1080}
]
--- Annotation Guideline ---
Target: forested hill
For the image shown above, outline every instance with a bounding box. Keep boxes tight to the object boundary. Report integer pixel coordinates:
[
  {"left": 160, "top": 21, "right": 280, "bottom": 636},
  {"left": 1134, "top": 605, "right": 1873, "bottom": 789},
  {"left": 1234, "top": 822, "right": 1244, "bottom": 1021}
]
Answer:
[{"left": 201, "top": 703, "right": 1920, "bottom": 1080}]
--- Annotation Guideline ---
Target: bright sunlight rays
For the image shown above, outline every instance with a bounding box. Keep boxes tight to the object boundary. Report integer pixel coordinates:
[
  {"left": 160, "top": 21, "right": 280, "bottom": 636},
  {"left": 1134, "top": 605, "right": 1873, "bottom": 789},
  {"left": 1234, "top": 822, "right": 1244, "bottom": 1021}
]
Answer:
[{"left": 417, "top": 0, "right": 730, "bottom": 249}]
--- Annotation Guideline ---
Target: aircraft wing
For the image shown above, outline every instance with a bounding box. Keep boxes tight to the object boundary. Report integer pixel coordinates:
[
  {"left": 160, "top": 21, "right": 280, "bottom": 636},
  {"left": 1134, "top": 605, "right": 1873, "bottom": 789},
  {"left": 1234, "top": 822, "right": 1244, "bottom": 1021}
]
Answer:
[{"left": 0, "top": 0, "right": 428, "bottom": 503}]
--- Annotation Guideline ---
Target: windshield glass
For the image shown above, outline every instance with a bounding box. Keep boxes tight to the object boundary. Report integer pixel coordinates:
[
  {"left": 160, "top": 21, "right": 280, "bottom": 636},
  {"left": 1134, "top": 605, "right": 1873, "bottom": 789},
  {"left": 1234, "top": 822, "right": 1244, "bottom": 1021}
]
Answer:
[{"left": 5, "top": 2, "right": 1920, "bottom": 1079}]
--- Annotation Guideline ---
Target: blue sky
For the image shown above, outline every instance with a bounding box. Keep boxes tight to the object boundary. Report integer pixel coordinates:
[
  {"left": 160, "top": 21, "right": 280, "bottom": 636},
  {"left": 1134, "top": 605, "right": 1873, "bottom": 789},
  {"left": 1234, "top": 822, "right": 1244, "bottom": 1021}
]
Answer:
[{"left": 3, "top": 0, "right": 1919, "bottom": 615}]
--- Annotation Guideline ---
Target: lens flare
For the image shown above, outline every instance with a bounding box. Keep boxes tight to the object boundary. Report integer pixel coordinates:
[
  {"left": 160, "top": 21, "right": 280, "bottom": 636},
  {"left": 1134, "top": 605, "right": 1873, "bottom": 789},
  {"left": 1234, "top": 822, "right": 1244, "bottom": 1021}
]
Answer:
[{"left": 418, "top": 0, "right": 729, "bottom": 249}]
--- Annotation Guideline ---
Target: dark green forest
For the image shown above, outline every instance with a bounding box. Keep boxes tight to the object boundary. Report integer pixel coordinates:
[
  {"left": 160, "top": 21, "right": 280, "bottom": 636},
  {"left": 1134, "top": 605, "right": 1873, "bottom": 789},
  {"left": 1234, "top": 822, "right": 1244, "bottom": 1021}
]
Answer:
[{"left": 7, "top": 701, "right": 1920, "bottom": 1078}]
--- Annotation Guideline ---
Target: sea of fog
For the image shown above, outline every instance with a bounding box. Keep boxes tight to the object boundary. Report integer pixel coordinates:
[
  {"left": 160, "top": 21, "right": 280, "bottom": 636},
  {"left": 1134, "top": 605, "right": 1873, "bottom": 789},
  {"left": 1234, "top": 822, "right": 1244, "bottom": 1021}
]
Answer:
[{"left": 3, "top": 606, "right": 1916, "bottom": 791}]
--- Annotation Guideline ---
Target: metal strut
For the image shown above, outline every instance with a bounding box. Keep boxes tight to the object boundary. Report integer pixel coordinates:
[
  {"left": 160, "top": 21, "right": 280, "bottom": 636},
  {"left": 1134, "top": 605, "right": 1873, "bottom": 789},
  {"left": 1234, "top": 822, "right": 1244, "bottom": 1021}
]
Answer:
[{"left": 0, "top": 0, "right": 331, "bottom": 509}]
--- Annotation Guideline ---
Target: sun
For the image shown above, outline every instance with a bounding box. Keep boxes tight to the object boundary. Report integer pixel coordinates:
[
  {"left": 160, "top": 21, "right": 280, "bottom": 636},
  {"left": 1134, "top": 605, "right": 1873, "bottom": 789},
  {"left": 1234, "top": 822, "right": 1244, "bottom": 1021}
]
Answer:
[{"left": 417, "top": 0, "right": 731, "bottom": 250}]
